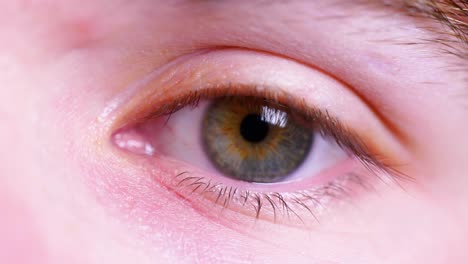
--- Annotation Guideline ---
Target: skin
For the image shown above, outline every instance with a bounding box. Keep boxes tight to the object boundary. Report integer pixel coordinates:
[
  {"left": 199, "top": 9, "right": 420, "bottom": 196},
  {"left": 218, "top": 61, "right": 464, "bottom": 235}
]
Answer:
[{"left": 1, "top": 0, "right": 467, "bottom": 263}]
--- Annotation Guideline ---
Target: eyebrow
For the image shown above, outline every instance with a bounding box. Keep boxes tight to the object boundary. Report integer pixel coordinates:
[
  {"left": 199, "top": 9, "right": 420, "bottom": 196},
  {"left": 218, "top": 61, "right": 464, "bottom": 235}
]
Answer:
[
  {"left": 302, "top": 0, "right": 467, "bottom": 73},
  {"left": 183, "top": 0, "right": 468, "bottom": 87},
  {"left": 401, "top": 0, "right": 467, "bottom": 42},
  {"left": 376, "top": 0, "right": 468, "bottom": 91},
  {"left": 321, "top": 0, "right": 468, "bottom": 62},
  {"left": 193, "top": 0, "right": 467, "bottom": 61},
  {"left": 389, "top": 0, "right": 467, "bottom": 60}
]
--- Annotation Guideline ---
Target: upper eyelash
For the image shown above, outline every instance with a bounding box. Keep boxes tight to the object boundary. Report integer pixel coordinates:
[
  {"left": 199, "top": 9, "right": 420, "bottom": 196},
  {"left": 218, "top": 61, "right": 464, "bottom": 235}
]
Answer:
[{"left": 147, "top": 84, "right": 409, "bottom": 181}]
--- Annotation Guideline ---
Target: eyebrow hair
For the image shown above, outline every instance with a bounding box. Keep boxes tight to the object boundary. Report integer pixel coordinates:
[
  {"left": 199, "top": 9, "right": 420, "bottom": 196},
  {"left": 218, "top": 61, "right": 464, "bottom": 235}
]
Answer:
[
  {"left": 343, "top": 0, "right": 468, "bottom": 76},
  {"left": 386, "top": 0, "right": 468, "bottom": 89},
  {"left": 401, "top": 1, "right": 467, "bottom": 39},
  {"left": 190, "top": 0, "right": 467, "bottom": 70},
  {"left": 197, "top": 0, "right": 467, "bottom": 60},
  {"left": 391, "top": 0, "right": 467, "bottom": 60}
]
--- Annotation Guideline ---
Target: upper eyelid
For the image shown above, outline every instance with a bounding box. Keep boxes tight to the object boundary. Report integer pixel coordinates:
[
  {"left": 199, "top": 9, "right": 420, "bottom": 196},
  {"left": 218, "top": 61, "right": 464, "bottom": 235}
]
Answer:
[
  {"left": 107, "top": 48, "right": 378, "bottom": 133},
  {"left": 109, "top": 49, "right": 390, "bottom": 141},
  {"left": 107, "top": 48, "right": 411, "bottom": 179},
  {"left": 102, "top": 46, "right": 413, "bottom": 154},
  {"left": 107, "top": 48, "right": 366, "bottom": 130}
]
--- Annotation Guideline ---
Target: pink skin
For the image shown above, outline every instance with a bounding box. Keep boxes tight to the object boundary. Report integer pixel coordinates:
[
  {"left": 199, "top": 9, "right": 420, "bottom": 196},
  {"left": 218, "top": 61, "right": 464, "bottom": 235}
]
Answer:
[{"left": 1, "top": 1, "right": 467, "bottom": 263}]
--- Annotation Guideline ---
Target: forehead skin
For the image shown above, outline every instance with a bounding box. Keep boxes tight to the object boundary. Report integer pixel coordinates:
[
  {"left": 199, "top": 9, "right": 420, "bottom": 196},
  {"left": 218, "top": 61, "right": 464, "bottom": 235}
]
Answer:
[{"left": 0, "top": 0, "right": 467, "bottom": 264}]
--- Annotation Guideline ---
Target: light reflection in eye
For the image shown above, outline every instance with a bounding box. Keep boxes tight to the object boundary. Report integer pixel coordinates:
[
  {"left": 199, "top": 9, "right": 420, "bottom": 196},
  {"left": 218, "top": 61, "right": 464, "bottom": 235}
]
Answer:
[{"left": 260, "top": 105, "right": 288, "bottom": 128}]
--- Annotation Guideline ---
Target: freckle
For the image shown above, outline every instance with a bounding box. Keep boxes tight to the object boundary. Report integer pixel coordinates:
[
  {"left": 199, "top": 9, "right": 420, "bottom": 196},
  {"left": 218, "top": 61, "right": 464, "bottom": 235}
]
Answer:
[{"left": 61, "top": 18, "right": 100, "bottom": 50}]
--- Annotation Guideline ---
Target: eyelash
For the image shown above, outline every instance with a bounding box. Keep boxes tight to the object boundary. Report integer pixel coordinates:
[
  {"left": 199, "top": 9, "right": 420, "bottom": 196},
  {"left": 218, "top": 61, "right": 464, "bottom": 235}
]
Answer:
[{"left": 119, "top": 83, "right": 409, "bottom": 224}]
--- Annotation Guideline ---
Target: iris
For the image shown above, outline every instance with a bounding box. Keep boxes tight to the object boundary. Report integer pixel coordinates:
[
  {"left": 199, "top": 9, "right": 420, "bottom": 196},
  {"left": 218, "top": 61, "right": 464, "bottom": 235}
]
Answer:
[{"left": 202, "top": 97, "right": 313, "bottom": 183}]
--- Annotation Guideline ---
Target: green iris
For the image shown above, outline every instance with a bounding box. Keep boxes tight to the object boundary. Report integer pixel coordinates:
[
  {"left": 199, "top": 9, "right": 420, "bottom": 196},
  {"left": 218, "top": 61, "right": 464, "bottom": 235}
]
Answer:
[{"left": 202, "top": 97, "right": 313, "bottom": 183}]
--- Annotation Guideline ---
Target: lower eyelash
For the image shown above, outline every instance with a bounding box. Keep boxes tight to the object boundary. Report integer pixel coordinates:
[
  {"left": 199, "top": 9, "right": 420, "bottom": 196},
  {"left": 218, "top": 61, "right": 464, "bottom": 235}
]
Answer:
[{"left": 172, "top": 170, "right": 376, "bottom": 225}]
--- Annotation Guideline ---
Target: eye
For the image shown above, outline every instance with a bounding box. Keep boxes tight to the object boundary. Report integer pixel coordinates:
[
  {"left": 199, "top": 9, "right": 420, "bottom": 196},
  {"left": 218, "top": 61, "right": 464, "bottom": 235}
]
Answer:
[
  {"left": 109, "top": 49, "right": 406, "bottom": 225},
  {"left": 123, "top": 96, "right": 347, "bottom": 186}
]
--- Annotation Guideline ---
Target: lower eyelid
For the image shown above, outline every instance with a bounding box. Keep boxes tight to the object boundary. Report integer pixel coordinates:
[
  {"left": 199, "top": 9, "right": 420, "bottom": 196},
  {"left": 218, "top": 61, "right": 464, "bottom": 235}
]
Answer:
[{"left": 175, "top": 159, "right": 369, "bottom": 227}]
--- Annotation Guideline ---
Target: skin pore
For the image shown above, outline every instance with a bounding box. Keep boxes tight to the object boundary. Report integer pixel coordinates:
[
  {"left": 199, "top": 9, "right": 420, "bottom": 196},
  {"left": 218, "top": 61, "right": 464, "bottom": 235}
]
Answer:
[{"left": 0, "top": 0, "right": 467, "bottom": 263}]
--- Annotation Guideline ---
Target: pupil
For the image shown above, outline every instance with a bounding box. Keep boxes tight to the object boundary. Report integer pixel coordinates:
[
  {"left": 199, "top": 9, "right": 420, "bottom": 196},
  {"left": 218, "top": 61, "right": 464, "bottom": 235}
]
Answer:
[{"left": 240, "top": 114, "right": 270, "bottom": 143}]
